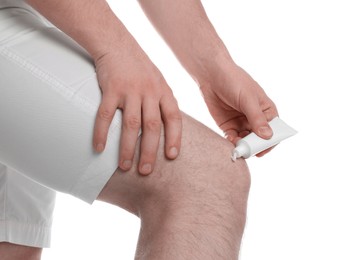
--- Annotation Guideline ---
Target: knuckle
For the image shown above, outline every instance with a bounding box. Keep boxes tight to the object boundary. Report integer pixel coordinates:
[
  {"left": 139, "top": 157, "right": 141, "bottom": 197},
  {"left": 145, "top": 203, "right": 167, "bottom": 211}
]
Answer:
[
  {"left": 145, "top": 119, "right": 161, "bottom": 132},
  {"left": 98, "top": 108, "right": 114, "bottom": 121},
  {"left": 125, "top": 116, "right": 141, "bottom": 130},
  {"left": 167, "top": 111, "right": 182, "bottom": 123},
  {"left": 141, "top": 150, "right": 155, "bottom": 161},
  {"left": 269, "top": 100, "right": 278, "bottom": 114}
]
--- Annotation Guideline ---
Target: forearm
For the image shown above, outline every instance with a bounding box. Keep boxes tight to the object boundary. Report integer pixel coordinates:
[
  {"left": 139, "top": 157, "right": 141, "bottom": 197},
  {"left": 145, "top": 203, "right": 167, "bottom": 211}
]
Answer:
[
  {"left": 138, "top": 0, "right": 234, "bottom": 85},
  {"left": 26, "top": 0, "right": 134, "bottom": 61}
]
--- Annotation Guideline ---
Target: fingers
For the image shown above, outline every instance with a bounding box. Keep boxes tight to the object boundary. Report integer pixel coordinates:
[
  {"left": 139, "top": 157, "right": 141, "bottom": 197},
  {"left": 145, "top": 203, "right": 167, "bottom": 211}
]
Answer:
[
  {"left": 224, "top": 129, "right": 239, "bottom": 144},
  {"left": 118, "top": 94, "right": 182, "bottom": 175},
  {"left": 222, "top": 116, "right": 250, "bottom": 144},
  {"left": 118, "top": 98, "right": 142, "bottom": 171},
  {"left": 137, "top": 93, "right": 182, "bottom": 175},
  {"left": 160, "top": 95, "right": 182, "bottom": 160},
  {"left": 241, "top": 89, "right": 273, "bottom": 140},
  {"left": 94, "top": 90, "right": 181, "bottom": 176},
  {"left": 93, "top": 51, "right": 182, "bottom": 176},
  {"left": 224, "top": 86, "right": 278, "bottom": 153},
  {"left": 138, "top": 99, "right": 162, "bottom": 175},
  {"left": 93, "top": 92, "right": 120, "bottom": 152}
]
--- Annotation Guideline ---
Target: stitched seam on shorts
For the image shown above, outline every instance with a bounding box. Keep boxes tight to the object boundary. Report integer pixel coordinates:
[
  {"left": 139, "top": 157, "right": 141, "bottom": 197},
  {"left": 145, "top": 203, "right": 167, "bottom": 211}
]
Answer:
[
  {"left": 0, "top": 27, "right": 36, "bottom": 46},
  {"left": 0, "top": 219, "right": 51, "bottom": 246},
  {"left": 0, "top": 46, "right": 91, "bottom": 107},
  {"left": 0, "top": 46, "right": 122, "bottom": 138},
  {"left": 0, "top": 220, "right": 51, "bottom": 229}
]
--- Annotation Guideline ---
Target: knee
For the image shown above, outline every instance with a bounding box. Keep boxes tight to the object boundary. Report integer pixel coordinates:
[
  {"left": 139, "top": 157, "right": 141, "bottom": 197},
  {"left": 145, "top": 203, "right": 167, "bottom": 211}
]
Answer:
[
  {"left": 98, "top": 113, "right": 251, "bottom": 220},
  {"left": 145, "top": 158, "right": 250, "bottom": 218},
  {"left": 140, "top": 114, "right": 251, "bottom": 218}
]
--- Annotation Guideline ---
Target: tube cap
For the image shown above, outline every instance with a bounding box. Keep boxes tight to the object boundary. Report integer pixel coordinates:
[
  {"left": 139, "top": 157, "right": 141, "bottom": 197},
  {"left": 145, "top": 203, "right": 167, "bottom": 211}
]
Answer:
[{"left": 231, "top": 144, "right": 248, "bottom": 161}]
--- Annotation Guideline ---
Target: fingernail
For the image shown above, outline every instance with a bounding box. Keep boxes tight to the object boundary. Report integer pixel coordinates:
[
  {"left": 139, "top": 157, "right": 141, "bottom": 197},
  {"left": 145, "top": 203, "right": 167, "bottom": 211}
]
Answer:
[
  {"left": 169, "top": 147, "right": 178, "bottom": 158},
  {"left": 258, "top": 126, "right": 273, "bottom": 138},
  {"left": 122, "top": 160, "right": 132, "bottom": 169},
  {"left": 141, "top": 163, "right": 152, "bottom": 174},
  {"left": 96, "top": 143, "right": 105, "bottom": 152},
  {"left": 226, "top": 135, "right": 234, "bottom": 143}
]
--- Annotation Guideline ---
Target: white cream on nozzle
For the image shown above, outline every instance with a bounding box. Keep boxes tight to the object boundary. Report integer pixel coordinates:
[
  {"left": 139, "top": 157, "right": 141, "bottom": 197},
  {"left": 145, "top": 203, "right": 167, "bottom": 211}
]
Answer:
[{"left": 231, "top": 117, "right": 297, "bottom": 161}]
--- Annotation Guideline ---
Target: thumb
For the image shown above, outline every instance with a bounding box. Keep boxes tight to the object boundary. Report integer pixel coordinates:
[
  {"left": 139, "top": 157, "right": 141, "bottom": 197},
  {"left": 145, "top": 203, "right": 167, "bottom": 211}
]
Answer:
[{"left": 242, "top": 96, "right": 273, "bottom": 140}]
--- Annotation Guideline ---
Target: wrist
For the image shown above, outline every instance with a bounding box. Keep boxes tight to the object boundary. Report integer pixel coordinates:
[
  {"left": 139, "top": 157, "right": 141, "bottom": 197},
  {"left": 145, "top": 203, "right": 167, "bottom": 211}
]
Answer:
[
  {"left": 91, "top": 31, "right": 138, "bottom": 64},
  {"left": 184, "top": 44, "right": 237, "bottom": 87},
  {"left": 83, "top": 16, "right": 136, "bottom": 63},
  {"left": 139, "top": 0, "right": 236, "bottom": 87}
]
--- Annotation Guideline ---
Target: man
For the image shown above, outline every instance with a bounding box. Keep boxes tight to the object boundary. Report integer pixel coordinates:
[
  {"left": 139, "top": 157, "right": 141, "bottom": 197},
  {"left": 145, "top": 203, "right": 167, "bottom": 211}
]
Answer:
[{"left": 0, "top": 0, "right": 278, "bottom": 259}]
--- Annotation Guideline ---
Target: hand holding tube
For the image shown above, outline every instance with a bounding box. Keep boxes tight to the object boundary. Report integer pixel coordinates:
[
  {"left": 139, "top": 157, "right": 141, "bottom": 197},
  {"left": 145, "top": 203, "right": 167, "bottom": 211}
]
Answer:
[
  {"left": 200, "top": 62, "right": 279, "bottom": 154},
  {"left": 232, "top": 117, "right": 297, "bottom": 161}
]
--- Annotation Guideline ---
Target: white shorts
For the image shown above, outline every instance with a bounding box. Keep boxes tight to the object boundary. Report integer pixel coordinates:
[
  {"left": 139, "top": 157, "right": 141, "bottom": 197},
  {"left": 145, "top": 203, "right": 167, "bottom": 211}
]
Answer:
[{"left": 0, "top": 2, "right": 122, "bottom": 247}]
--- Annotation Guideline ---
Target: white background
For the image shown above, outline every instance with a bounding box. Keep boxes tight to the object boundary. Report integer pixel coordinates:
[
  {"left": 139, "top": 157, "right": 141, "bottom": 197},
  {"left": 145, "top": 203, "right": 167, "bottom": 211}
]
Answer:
[{"left": 43, "top": 0, "right": 352, "bottom": 259}]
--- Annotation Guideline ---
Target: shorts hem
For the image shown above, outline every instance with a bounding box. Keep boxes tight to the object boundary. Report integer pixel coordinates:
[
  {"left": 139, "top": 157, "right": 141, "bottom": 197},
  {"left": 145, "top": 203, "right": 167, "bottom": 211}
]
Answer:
[
  {"left": 0, "top": 220, "right": 51, "bottom": 248},
  {"left": 69, "top": 157, "right": 117, "bottom": 204}
]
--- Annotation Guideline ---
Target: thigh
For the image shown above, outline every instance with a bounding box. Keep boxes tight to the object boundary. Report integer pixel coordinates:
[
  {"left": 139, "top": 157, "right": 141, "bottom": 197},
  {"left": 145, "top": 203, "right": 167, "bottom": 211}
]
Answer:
[{"left": 0, "top": 5, "right": 120, "bottom": 204}]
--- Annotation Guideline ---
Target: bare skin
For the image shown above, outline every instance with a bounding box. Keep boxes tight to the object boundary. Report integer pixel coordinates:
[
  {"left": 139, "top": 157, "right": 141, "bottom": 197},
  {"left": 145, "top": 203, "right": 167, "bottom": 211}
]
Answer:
[
  {"left": 0, "top": 113, "right": 250, "bottom": 260},
  {"left": 25, "top": 0, "right": 277, "bottom": 175},
  {"left": 1, "top": 0, "right": 278, "bottom": 258},
  {"left": 98, "top": 113, "right": 251, "bottom": 259},
  {"left": 0, "top": 242, "right": 42, "bottom": 260}
]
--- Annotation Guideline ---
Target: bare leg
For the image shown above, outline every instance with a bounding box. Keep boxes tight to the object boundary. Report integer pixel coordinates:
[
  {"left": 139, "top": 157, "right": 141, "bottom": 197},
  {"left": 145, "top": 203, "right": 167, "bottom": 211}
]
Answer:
[
  {"left": 0, "top": 242, "right": 42, "bottom": 260},
  {"left": 98, "top": 113, "right": 250, "bottom": 259},
  {"left": 0, "top": 113, "right": 249, "bottom": 260}
]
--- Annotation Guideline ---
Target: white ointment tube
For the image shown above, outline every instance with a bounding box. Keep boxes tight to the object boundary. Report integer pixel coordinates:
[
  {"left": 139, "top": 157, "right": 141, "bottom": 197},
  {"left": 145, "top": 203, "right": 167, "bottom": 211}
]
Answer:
[{"left": 231, "top": 117, "right": 297, "bottom": 161}]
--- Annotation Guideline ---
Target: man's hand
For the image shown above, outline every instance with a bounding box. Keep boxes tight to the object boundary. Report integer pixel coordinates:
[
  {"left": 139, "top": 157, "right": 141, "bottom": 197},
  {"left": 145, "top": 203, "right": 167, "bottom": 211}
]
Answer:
[
  {"left": 200, "top": 62, "right": 278, "bottom": 157},
  {"left": 93, "top": 49, "right": 182, "bottom": 175},
  {"left": 26, "top": 0, "right": 182, "bottom": 175},
  {"left": 139, "top": 0, "right": 278, "bottom": 156}
]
